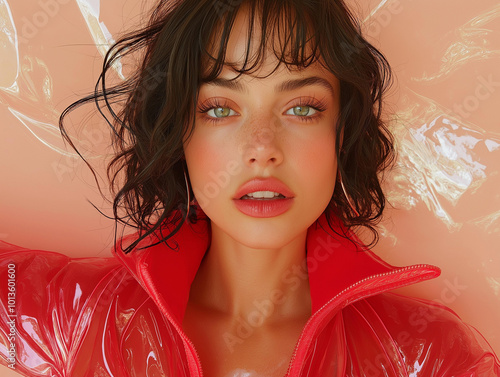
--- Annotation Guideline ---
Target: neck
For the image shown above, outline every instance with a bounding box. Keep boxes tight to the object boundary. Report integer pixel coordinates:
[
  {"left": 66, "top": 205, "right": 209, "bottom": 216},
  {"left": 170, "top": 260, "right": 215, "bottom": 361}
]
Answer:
[{"left": 187, "top": 221, "right": 311, "bottom": 323}]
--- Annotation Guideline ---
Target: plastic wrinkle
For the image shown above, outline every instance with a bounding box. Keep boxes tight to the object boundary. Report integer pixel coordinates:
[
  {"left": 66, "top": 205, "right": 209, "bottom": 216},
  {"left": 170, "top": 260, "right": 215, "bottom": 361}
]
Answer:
[
  {"left": 75, "top": 0, "right": 124, "bottom": 78},
  {"left": 387, "top": 96, "right": 500, "bottom": 231},
  {"left": 413, "top": 3, "right": 500, "bottom": 83}
]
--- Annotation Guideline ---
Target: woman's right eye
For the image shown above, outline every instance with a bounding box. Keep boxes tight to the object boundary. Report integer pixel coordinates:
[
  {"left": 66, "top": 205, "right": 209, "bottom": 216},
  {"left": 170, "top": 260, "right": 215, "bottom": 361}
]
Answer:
[{"left": 207, "top": 107, "right": 237, "bottom": 118}]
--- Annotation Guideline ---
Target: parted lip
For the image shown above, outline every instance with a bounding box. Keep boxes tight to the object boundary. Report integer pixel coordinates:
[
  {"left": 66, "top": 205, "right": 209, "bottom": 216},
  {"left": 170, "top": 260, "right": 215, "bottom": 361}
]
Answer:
[{"left": 233, "top": 177, "right": 295, "bottom": 199}]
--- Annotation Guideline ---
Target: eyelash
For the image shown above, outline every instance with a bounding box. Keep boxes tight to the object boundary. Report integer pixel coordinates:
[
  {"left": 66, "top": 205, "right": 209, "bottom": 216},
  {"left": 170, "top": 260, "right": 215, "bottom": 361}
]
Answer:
[{"left": 197, "top": 98, "right": 327, "bottom": 124}]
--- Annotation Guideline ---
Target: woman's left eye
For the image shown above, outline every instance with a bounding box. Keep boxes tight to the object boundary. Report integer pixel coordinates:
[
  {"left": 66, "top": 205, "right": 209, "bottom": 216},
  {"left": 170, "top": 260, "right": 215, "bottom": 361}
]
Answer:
[{"left": 285, "top": 105, "right": 318, "bottom": 117}]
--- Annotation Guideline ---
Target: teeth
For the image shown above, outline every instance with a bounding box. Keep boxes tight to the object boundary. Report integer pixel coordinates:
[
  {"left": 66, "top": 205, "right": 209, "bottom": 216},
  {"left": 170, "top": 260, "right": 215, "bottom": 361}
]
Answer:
[{"left": 245, "top": 191, "right": 282, "bottom": 199}]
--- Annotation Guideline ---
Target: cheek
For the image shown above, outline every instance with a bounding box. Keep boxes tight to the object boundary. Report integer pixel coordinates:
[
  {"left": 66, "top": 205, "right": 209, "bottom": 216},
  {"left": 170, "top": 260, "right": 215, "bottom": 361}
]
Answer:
[
  {"left": 184, "top": 130, "right": 236, "bottom": 201},
  {"left": 292, "top": 130, "right": 337, "bottom": 190}
]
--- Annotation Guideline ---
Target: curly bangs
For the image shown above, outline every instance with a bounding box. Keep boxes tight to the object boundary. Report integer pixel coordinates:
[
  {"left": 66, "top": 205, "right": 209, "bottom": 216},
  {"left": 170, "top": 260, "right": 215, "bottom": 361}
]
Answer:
[{"left": 59, "top": 0, "right": 394, "bottom": 253}]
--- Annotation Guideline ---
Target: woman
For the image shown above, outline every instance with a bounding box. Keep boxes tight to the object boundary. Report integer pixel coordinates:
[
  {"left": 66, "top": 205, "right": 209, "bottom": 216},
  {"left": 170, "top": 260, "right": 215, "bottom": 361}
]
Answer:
[{"left": 1, "top": 0, "right": 499, "bottom": 376}]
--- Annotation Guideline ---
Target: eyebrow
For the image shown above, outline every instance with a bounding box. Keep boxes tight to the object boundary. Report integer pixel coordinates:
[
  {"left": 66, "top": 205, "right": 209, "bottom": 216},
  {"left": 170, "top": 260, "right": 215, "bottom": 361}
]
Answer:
[{"left": 203, "top": 76, "right": 336, "bottom": 96}]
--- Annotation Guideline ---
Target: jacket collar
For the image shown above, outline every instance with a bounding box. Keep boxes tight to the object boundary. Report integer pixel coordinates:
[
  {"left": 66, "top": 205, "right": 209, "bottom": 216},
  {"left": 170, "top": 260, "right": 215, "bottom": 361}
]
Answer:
[{"left": 112, "top": 208, "right": 440, "bottom": 327}]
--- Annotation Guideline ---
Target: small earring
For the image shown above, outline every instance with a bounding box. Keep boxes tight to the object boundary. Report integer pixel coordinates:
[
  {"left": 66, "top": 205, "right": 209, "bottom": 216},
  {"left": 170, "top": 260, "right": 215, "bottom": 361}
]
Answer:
[
  {"left": 338, "top": 171, "right": 359, "bottom": 217},
  {"left": 183, "top": 166, "right": 191, "bottom": 218}
]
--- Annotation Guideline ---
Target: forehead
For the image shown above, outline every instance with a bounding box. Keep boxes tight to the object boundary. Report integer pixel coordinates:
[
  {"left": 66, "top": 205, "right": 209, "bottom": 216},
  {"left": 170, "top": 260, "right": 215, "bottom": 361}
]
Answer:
[
  {"left": 201, "top": 2, "right": 324, "bottom": 80},
  {"left": 205, "top": 64, "right": 339, "bottom": 97}
]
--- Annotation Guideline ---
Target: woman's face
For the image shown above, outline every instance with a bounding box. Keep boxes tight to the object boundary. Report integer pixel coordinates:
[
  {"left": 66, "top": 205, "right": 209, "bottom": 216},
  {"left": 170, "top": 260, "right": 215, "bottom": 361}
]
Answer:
[{"left": 183, "top": 8, "right": 340, "bottom": 249}]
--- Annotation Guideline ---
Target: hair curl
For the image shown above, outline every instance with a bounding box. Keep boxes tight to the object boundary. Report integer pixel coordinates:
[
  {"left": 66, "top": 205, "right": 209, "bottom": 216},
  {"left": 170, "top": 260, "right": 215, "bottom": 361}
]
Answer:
[{"left": 59, "top": 0, "right": 394, "bottom": 253}]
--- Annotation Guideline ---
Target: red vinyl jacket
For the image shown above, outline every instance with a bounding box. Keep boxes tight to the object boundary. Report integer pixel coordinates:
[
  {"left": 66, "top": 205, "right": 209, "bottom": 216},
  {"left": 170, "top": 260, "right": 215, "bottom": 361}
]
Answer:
[{"left": 1, "top": 211, "right": 499, "bottom": 376}]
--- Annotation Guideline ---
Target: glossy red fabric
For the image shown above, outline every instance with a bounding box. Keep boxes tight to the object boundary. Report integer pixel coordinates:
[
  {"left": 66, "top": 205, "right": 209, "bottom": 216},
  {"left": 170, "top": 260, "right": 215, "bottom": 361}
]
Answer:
[{"left": 1, "top": 211, "right": 499, "bottom": 376}]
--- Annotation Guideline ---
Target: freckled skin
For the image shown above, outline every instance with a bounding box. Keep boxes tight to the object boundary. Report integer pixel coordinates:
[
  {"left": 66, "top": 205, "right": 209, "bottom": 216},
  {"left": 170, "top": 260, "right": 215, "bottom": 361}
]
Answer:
[
  {"left": 184, "top": 41, "right": 339, "bottom": 255},
  {"left": 182, "top": 4, "right": 340, "bottom": 377}
]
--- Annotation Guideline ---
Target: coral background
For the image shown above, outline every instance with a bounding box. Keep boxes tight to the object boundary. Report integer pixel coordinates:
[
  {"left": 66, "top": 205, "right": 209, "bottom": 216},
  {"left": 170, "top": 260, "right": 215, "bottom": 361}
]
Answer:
[{"left": 1, "top": 0, "right": 499, "bottom": 374}]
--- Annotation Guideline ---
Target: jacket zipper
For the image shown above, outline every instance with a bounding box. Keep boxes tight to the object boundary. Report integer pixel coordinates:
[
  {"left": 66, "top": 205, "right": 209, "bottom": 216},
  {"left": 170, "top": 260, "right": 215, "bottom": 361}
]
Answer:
[
  {"left": 284, "top": 264, "right": 439, "bottom": 377},
  {"left": 183, "top": 332, "right": 204, "bottom": 377}
]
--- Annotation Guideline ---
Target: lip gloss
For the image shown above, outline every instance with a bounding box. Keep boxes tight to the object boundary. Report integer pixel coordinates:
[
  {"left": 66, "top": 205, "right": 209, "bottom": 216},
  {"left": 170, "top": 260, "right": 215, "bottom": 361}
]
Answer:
[{"left": 232, "top": 197, "right": 294, "bottom": 218}]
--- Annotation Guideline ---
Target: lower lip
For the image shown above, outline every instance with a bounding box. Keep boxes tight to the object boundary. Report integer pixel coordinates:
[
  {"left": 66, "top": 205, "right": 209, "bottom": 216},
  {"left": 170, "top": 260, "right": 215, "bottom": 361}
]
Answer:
[{"left": 232, "top": 198, "right": 294, "bottom": 218}]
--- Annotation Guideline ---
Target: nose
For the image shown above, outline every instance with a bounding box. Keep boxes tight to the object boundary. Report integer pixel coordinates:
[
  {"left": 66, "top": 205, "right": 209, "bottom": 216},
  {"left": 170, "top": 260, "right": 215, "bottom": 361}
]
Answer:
[{"left": 240, "top": 117, "right": 284, "bottom": 168}]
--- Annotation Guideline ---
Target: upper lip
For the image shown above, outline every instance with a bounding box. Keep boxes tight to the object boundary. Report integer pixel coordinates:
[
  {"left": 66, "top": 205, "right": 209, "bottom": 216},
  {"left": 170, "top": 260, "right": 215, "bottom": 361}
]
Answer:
[{"left": 233, "top": 177, "right": 295, "bottom": 199}]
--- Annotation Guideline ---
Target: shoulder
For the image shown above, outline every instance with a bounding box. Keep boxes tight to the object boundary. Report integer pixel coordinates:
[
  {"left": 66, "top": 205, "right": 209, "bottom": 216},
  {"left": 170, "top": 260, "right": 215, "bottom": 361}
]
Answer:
[
  {"left": 0, "top": 241, "right": 128, "bottom": 299},
  {"left": 0, "top": 240, "right": 151, "bottom": 318},
  {"left": 0, "top": 241, "right": 151, "bottom": 375},
  {"left": 346, "top": 292, "right": 500, "bottom": 376}
]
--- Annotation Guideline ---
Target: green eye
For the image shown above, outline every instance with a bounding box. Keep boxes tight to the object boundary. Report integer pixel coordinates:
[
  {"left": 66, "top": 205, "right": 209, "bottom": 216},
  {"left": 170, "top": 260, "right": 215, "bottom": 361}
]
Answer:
[
  {"left": 294, "top": 106, "right": 310, "bottom": 116},
  {"left": 208, "top": 107, "right": 233, "bottom": 118},
  {"left": 286, "top": 106, "right": 317, "bottom": 117}
]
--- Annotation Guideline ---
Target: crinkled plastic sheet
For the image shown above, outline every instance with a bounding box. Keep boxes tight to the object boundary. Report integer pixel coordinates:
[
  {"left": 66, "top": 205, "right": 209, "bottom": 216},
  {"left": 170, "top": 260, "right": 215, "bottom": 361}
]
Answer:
[{"left": 0, "top": 0, "right": 499, "bottom": 373}]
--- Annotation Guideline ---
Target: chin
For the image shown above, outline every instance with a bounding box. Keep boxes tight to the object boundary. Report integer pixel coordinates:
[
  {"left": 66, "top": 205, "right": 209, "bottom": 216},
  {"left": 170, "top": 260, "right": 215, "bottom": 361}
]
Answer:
[
  {"left": 234, "top": 232, "right": 298, "bottom": 251},
  {"left": 228, "top": 217, "right": 307, "bottom": 250}
]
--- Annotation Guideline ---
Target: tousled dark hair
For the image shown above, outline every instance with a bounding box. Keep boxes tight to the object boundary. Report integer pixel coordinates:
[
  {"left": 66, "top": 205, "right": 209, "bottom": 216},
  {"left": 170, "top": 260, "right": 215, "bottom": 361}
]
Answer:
[{"left": 59, "top": 0, "right": 394, "bottom": 254}]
